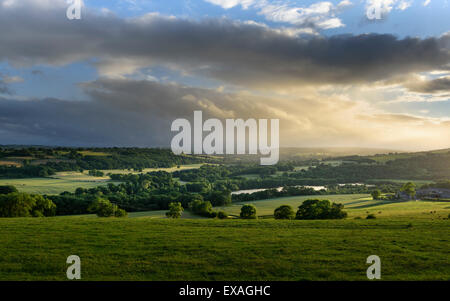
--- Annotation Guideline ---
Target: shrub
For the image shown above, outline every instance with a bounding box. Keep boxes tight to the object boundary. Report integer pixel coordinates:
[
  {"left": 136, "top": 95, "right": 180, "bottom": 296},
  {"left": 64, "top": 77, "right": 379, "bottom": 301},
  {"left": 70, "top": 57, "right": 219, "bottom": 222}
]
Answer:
[
  {"left": 0, "top": 185, "right": 18, "bottom": 195},
  {"left": 88, "top": 198, "right": 127, "bottom": 217},
  {"left": 115, "top": 208, "right": 128, "bottom": 217},
  {"left": 366, "top": 214, "right": 376, "bottom": 219},
  {"left": 0, "top": 192, "right": 56, "bottom": 217},
  {"left": 240, "top": 204, "right": 257, "bottom": 219},
  {"left": 189, "top": 200, "right": 214, "bottom": 217},
  {"left": 217, "top": 211, "right": 228, "bottom": 219},
  {"left": 166, "top": 202, "right": 183, "bottom": 218},
  {"left": 371, "top": 190, "right": 382, "bottom": 200},
  {"left": 274, "top": 205, "right": 295, "bottom": 220},
  {"left": 296, "top": 199, "right": 347, "bottom": 220}
]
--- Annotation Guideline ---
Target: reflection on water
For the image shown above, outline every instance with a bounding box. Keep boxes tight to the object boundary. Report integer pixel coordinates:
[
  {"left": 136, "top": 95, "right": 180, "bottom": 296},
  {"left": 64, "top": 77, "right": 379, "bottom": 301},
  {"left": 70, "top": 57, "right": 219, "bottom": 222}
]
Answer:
[{"left": 231, "top": 185, "right": 326, "bottom": 195}]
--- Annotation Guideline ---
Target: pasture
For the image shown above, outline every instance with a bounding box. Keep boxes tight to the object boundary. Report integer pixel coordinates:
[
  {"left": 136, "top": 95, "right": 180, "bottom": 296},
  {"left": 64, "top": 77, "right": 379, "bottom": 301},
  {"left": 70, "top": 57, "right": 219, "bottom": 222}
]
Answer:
[
  {"left": 0, "top": 164, "right": 204, "bottom": 195},
  {"left": 0, "top": 177, "right": 122, "bottom": 195},
  {"left": 0, "top": 214, "right": 448, "bottom": 281},
  {"left": 124, "top": 194, "right": 450, "bottom": 221},
  {"left": 98, "top": 163, "right": 205, "bottom": 175}
]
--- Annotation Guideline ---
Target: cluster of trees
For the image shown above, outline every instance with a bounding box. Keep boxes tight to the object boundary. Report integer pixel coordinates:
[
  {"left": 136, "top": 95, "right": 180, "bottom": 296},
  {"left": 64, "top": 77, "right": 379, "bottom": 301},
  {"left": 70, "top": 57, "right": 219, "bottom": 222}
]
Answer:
[
  {"left": 293, "top": 152, "right": 450, "bottom": 182},
  {"left": 50, "top": 171, "right": 232, "bottom": 215},
  {"left": 0, "top": 147, "right": 213, "bottom": 178},
  {"left": 88, "top": 198, "right": 127, "bottom": 217},
  {"left": 421, "top": 180, "right": 450, "bottom": 189},
  {"left": 0, "top": 188, "right": 56, "bottom": 217},
  {"left": 188, "top": 200, "right": 228, "bottom": 219},
  {"left": 0, "top": 185, "right": 127, "bottom": 218},
  {"left": 295, "top": 199, "right": 347, "bottom": 220},
  {"left": 272, "top": 200, "right": 347, "bottom": 220}
]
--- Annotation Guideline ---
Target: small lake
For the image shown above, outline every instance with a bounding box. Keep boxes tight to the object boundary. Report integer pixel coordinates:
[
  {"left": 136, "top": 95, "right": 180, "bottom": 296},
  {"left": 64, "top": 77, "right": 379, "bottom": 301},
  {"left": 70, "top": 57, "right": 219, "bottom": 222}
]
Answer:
[
  {"left": 231, "top": 185, "right": 326, "bottom": 195},
  {"left": 231, "top": 183, "right": 371, "bottom": 195}
]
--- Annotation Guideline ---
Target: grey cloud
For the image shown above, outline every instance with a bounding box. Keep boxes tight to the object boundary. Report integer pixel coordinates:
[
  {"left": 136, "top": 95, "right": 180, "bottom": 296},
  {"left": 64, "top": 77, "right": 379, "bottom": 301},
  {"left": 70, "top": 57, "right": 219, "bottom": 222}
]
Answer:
[
  {"left": 0, "top": 2, "right": 449, "bottom": 88},
  {"left": 1, "top": 78, "right": 449, "bottom": 151},
  {"left": 408, "top": 77, "right": 450, "bottom": 93},
  {"left": 0, "top": 79, "right": 277, "bottom": 146}
]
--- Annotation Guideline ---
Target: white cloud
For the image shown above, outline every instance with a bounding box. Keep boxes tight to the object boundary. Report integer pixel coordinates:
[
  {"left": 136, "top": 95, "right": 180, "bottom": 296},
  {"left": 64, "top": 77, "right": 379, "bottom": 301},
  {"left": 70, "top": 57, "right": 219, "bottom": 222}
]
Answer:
[
  {"left": 423, "top": 0, "right": 431, "bottom": 6},
  {"left": 396, "top": 0, "right": 412, "bottom": 10},
  {"left": 204, "top": 0, "right": 257, "bottom": 9},
  {"left": 205, "top": 0, "right": 347, "bottom": 30},
  {"left": 365, "top": 0, "right": 412, "bottom": 19}
]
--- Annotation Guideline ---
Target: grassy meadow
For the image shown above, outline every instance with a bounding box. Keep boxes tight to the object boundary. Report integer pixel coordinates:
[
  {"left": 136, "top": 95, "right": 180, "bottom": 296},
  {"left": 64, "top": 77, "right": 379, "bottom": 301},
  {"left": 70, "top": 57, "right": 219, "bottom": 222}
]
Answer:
[
  {"left": 0, "top": 193, "right": 448, "bottom": 281},
  {"left": 0, "top": 164, "right": 203, "bottom": 195},
  {"left": 0, "top": 213, "right": 448, "bottom": 281},
  {"left": 0, "top": 177, "right": 122, "bottom": 195}
]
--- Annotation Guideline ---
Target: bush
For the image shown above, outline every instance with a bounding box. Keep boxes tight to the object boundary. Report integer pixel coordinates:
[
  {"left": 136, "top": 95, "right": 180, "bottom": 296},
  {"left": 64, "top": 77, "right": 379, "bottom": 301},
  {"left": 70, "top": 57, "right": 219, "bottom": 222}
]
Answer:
[
  {"left": 274, "top": 205, "right": 295, "bottom": 220},
  {"left": 217, "top": 211, "right": 228, "bottom": 219},
  {"left": 240, "top": 204, "right": 257, "bottom": 219},
  {"left": 0, "top": 185, "right": 18, "bottom": 195},
  {"left": 166, "top": 202, "right": 183, "bottom": 218},
  {"left": 295, "top": 199, "right": 347, "bottom": 220},
  {"left": 0, "top": 192, "right": 56, "bottom": 217},
  {"left": 115, "top": 208, "right": 128, "bottom": 217},
  {"left": 371, "top": 190, "right": 382, "bottom": 200},
  {"left": 189, "top": 200, "right": 214, "bottom": 217},
  {"left": 366, "top": 214, "right": 376, "bottom": 219},
  {"left": 88, "top": 198, "right": 127, "bottom": 217}
]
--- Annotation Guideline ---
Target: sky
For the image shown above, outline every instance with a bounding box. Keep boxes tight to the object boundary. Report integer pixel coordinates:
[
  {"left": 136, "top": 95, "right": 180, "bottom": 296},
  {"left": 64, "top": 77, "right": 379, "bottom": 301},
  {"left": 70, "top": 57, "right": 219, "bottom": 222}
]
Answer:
[{"left": 0, "top": 0, "right": 449, "bottom": 151}]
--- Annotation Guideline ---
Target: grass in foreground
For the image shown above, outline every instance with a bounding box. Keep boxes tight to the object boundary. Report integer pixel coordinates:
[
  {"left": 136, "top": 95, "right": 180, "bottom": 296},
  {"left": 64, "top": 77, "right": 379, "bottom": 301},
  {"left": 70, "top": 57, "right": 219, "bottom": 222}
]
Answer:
[{"left": 0, "top": 214, "right": 448, "bottom": 281}]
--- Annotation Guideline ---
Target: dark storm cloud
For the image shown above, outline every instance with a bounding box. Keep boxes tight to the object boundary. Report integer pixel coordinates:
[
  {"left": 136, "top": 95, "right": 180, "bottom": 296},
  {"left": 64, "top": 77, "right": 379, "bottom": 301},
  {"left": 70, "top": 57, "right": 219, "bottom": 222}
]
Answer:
[
  {"left": 0, "top": 79, "right": 270, "bottom": 146},
  {"left": 0, "top": 1, "right": 449, "bottom": 88}
]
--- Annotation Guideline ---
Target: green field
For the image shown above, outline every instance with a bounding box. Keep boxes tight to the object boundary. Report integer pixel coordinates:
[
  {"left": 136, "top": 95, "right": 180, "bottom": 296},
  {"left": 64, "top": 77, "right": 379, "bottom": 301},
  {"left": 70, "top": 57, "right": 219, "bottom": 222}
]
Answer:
[
  {"left": 0, "top": 213, "right": 448, "bottom": 280},
  {"left": 0, "top": 177, "right": 122, "bottom": 195},
  {"left": 0, "top": 164, "right": 203, "bottom": 195},
  {"left": 99, "top": 163, "right": 205, "bottom": 175}
]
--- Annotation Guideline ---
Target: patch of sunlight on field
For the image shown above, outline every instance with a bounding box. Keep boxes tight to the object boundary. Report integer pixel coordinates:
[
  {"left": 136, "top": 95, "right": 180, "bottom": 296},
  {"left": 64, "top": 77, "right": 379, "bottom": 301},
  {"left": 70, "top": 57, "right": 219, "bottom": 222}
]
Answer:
[
  {"left": 213, "top": 195, "right": 450, "bottom": 220},
  {"left": 53, "top": 171, "right": 111, "bottom": 181},
  {"left": 215, "top": 194, "right": 371, "bottom": 217},
  {"left": 79, "top": 151, "right": 110, "bottom": 156},
  {"left": 370, "top": 179, "right": 434, "bottom": 185},
  {"left": 0, "top": 178, "right": 122, "bottom": 195},
  {"left": 128, "top": 210, "right": 203, "bottom": 219},
  {"left": 100, "top": 163, "right": 205, "bottom": 175},
  {"left": 348, "top": 200, "right": 450, "bottom": 220}
]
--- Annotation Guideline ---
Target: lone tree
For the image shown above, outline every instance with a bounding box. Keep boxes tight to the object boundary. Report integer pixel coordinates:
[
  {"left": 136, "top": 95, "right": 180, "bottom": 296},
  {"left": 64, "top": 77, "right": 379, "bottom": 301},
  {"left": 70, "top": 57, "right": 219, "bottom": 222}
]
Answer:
[
  {"left": 240, "top": 204, "right": 257, "bottom": 219},
  {"left": 274, "top": 205, "right": 295, "bottom": 220},
  {"left": 400, "top": 182, "right": 416, "bottom": 199},
  {"left": 166, "top": 202, "right": 184, "bottom": 218},
  {"left": 371, "top": 190, "right": 382, "bottom": 200},
  {"left": 296, "top": 199, "right": 347, "bottom": 220}
]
